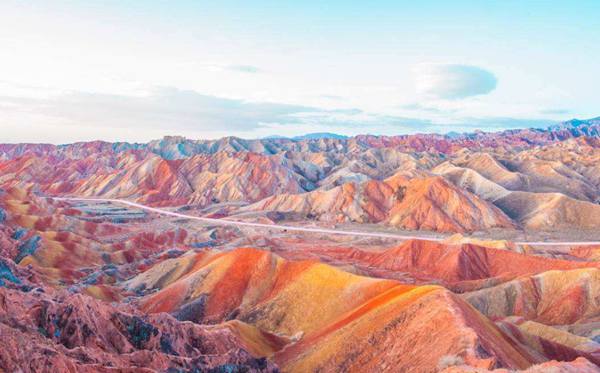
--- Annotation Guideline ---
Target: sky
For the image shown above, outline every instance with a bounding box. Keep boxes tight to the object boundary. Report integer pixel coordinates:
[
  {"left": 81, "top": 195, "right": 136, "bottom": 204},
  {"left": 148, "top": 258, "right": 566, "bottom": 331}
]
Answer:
[{"left": 1, "top": 0, "right": 599, "bottom": 143}]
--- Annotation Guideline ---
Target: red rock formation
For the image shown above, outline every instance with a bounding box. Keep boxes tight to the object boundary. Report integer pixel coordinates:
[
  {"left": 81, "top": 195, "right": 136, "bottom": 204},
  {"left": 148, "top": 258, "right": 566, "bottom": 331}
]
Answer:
[
  {"left": 0, "top": 286, "right": 278, "bottom": 372},
  {"left": 313, "top": 239, "right": 598, "bottom": 291},
  {"left": 246, "top": 175, "right": 515, "bottom": 233},
  {"left": 441, "top": 357, "right": 600, "bottom": 372},
  {"left": 464, "top": 268, "right": 600, "bottom": 325},
  {"left": 131, "top": 247, "right": 559, "bottom": 372}
]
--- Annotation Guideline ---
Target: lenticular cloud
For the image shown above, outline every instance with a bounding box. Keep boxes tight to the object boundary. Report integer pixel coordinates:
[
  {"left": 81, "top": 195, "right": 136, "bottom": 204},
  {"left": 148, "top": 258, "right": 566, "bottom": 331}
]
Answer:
[{"left": 414, "top": 64, "right": 498, "bottom": 99}]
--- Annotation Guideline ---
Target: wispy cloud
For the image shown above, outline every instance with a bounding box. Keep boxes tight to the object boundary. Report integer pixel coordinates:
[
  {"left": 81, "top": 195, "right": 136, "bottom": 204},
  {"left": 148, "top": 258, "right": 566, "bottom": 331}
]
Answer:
[
  {"left": 399, "top": 103, "right": 451, "bottom": 114},
  {"left": 226, "top": 65, "right": 262, "bottom": 73},
  {"left": 539, "top": 108, "right": 571, "bottom": 115},
  {"left": 0, "top": 85, "right": 557, "bottom": 143},
  {"left": 0, "top": 87, "right": 317, "bottom": 131},
  {"left": 414, "top": 64, "right": 498, "bottom": 100},
  {"left": 319, "top": 94, "right": 345, "bottom": 101}
]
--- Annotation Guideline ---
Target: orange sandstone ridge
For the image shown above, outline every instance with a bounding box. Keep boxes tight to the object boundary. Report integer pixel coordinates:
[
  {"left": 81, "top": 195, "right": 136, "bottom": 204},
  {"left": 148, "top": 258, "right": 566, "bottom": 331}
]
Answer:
[
  {"left": 244, "top": 174, "right": 515, "bottom": 232},
  {"left": 128, "top": 247, "right": 597, "bottom": 372}
]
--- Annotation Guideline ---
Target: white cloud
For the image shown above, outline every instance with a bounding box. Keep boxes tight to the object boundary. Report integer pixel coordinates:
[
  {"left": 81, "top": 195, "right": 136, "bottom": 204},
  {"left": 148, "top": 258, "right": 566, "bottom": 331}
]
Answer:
[
  {"left": 0, "top": 87, "right": 318, "bottom": 132},
  {"left": 414, "top": 64, "right": 497, "bottom": 100},
  {"left": 0, "top": 84, "right": 558, "bottom": 143},
  {"left": 226, "top": 65, "right": 262, "bottom": 73},
  {"left": 539, "top": 108, "right": 571, "bottom": 115}
]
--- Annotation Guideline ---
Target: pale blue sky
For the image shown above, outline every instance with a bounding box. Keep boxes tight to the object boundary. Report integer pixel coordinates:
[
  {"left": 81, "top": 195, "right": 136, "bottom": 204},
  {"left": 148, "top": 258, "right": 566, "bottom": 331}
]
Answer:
[{"left": 1, "top": 1, "right": 599, "bottom": 143}]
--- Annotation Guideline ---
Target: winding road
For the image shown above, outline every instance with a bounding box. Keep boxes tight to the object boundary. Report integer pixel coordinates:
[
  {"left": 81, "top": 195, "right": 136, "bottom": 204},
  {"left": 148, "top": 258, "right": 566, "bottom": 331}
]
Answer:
[{"left": 50, "top": 197, "right": 600, "bottom": 247}]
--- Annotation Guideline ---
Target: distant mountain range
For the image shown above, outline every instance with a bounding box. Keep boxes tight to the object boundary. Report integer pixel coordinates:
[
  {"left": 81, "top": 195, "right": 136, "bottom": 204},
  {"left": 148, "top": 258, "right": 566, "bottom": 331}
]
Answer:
[
  {"left": 3, "top": 117, "right": 600, "bottom": 162},
  {"left": 547, "top": 117, "right": 600, "bottom": 137},
  {"left": 263, "top": 132, "right": 349, "bottom": 140},
  {"left": 264, "top": 118, "right": 600, "bottom": 144}
]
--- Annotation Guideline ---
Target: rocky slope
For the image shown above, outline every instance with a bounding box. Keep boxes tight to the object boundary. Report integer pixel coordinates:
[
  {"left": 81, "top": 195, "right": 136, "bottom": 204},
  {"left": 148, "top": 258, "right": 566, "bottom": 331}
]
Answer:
[
  {"left": 303, "top": 239, "right": 600, "bottom": 291},
  {"left": 128, "top": 247, "right": 544, "bottom": 372},
  {"left": 2, "top": 120, "right": 600, "bottom": 371},
  {"left": 2, "top": 120, "right": 600, "bottom": 233},
  {"left": 1, "top": 185, "right": 598, "bottom": 371},
  {"left": 244, "top": 174, "right": 515, "bottom": 232},
  {"left": 0, "top": 283, "right": 278, "bottom": 372}
]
